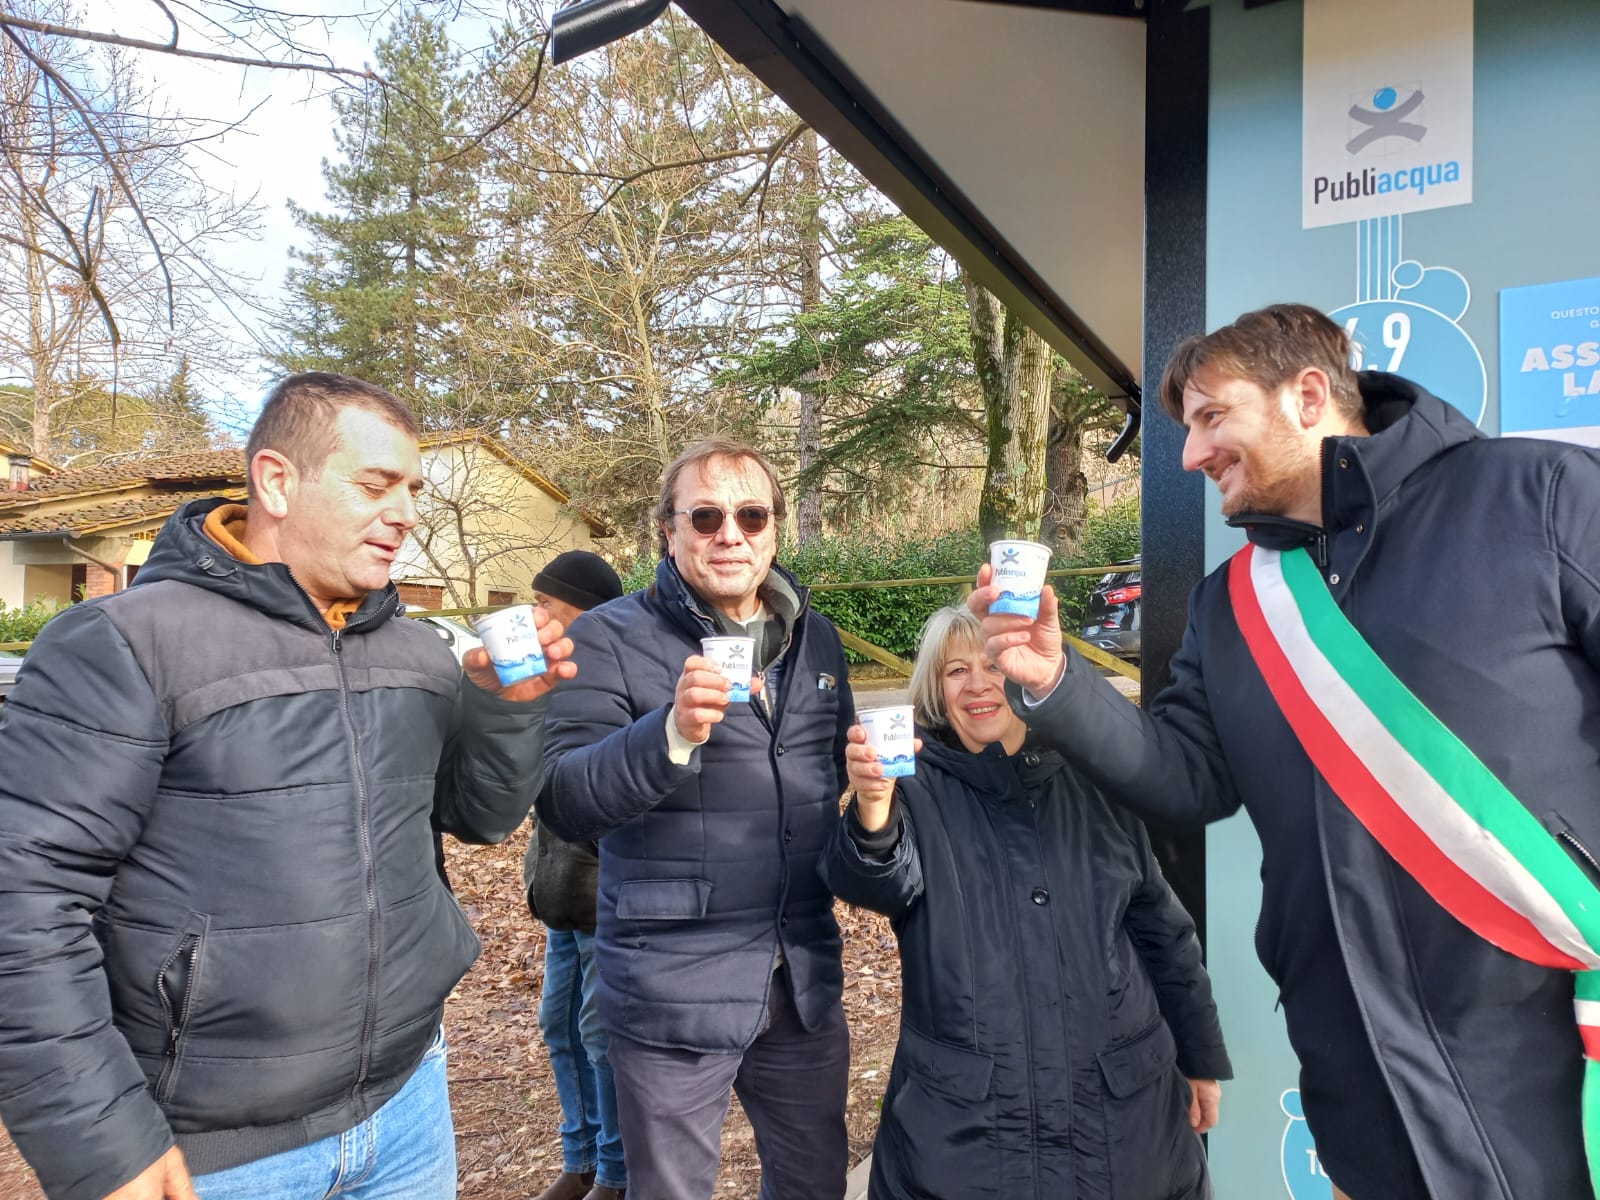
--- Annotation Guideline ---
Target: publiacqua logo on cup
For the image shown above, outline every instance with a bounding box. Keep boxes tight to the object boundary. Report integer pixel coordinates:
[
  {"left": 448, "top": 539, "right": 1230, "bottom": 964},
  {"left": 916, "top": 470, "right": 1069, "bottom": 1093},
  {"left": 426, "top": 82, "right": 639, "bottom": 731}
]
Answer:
[
  {"left": 475, "top": 605, "right": 547, "bottom": 686},
  {"left": 988, "top": 540, "right": 1052, "bottom": 619},
  {"left": 1310, "top": 82, "right": 1461, "bottom": 215},
  {"left": 702, "top": 636, "right": 755, "bottom": 702},
  {"left": 859, "top": 705, "right": 916, "bottom": 778}
]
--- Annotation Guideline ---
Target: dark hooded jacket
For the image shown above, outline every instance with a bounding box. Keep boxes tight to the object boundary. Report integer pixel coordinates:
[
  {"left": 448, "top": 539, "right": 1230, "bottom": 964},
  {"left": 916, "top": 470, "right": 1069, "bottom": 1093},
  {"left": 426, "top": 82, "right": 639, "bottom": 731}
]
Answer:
[
  {"left": 0, "top": 497, "right": 551, "bottom": 1200},
  {"left": 538, "top": 556, "right": 853, "bottom": 1052},
  {"left": 1023, "top": 374, "right": 1600, "bottom": 1199},
  {"left": 821, "top": 731, "right": 1230, "bottom": 1200}
]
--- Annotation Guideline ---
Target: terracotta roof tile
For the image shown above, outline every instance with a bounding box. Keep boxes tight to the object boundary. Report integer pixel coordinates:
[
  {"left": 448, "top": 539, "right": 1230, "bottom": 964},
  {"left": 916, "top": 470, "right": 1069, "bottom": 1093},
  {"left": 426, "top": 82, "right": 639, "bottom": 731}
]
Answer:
[
  {"left": 0, "top": 450, "right": 245, "bottom": 510},
  {"left": 0, "top": 490, "right": 246, "bottom": 537}
]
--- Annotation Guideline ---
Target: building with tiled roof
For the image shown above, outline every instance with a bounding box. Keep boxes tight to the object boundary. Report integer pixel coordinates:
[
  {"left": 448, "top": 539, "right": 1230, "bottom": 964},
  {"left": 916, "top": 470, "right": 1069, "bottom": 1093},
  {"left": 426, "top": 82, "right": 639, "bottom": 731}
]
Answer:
[{"left": 0, "top": 448, "right": 246, "bottom": 606}]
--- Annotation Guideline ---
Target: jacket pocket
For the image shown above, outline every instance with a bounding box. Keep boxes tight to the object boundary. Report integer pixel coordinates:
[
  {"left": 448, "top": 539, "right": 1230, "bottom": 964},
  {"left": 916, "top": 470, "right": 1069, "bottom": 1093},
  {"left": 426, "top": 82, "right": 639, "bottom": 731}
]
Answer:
[
  {"left": 1098, "top": 1020, "right": 1207, "bottom": 1200},
  {"left": 877, "top": 1026, "right": 998, "bottom": 1197},
  {"left": 154, "top": 913, "right": 210, "bottom": 1103},
  {"left": 1097, "top": 1016, "right": 1177, "bottom": 1097},
  {"left": 614, "top": 878, "right": 712, "bottom": 921},
  {"left": 896, "top": 1023, "right": 994, "bottom": 1101}
]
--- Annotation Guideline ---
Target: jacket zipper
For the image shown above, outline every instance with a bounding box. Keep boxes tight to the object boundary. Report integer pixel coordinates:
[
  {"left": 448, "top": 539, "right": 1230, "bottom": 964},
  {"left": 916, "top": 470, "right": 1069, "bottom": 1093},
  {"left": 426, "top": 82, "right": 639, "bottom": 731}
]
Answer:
[
  {"left": 332, "top": 628, "right": 382, "bottom": 1112},
  {"left": 155, "top": 933, "right": 201, "bottom": 1101}
]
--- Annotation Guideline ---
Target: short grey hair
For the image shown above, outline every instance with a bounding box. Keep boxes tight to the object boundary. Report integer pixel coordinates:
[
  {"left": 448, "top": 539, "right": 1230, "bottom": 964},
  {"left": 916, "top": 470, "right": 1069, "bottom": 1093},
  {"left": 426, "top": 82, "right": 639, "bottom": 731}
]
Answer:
[{"left": 908, "top": 604, "right": 987, "bottom": 728}]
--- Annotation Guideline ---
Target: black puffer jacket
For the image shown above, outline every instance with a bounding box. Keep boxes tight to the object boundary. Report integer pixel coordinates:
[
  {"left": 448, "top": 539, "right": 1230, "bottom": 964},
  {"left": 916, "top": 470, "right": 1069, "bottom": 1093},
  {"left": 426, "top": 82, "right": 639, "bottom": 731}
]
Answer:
[
  {"left": 0, "top": 497, "right": 550, "bottom": 1200},
  {"left": 1026, "top": 375, "right": 1600, "bottom": 1198},
  {"left": 821, "top": 731, "right": 1230, "bottom": 1200},
  {"left": 539, "top": 557, "right": 853, "bottom": 1052}
]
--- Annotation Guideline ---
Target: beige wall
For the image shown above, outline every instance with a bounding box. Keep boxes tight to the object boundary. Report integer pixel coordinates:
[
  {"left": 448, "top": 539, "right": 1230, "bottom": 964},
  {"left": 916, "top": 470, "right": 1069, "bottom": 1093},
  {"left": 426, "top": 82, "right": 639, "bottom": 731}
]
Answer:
[
  {"left": 0, "top": 543, "right": 24, "bottom": 609},
  {"left": 21, "top": 563, "right": 74, "bottom": 607},
  {"left": 394, "top": 444, "right": 605, "bottom": 608},
  {"left": 0, "top": 550, "right": 75, "bottom": 609}
]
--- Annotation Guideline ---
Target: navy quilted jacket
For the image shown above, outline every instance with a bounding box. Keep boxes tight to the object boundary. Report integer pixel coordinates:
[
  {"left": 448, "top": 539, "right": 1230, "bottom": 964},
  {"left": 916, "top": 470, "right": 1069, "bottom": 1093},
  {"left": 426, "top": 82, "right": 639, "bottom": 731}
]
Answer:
[{"left": 539, "top": 557, "right": 853, "bottom": 1052}]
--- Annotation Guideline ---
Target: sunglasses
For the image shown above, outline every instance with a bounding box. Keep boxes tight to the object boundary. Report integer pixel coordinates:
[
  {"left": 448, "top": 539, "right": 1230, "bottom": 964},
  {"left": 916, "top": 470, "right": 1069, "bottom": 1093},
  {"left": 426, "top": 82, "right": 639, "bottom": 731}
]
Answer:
[{"left": 674, "top": 505, "right": 774, "bottom": 537}]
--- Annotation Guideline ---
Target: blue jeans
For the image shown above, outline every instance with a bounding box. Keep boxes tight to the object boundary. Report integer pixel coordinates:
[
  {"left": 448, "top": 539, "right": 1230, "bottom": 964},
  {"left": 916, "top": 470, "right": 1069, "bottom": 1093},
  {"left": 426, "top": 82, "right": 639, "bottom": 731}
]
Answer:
[
  {"left": 193, "top": 1027, "right": 455, "bottom": 1199},
  {"left": 541, "top": 927, "right": 626, "bottom": 1190}
]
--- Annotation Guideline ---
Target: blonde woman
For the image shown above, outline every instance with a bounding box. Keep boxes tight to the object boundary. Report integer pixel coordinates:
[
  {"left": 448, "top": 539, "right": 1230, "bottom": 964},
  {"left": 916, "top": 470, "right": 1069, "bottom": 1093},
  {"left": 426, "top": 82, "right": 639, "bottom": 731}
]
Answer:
[{"left": 822, "top": 605, "right": 1229, "bottom": 1200}]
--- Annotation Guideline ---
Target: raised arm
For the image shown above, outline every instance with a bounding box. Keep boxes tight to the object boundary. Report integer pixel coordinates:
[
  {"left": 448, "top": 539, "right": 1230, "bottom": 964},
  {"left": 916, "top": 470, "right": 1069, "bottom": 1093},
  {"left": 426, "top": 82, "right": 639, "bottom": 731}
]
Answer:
[
  {"left": 817, "top": 726, "right": 925, "bottom": 922},
  {"left": 434, "top": 607, "right": 573, "bottom": 844},
  {"left": 972, "top": 566, "right": 1241, "bottom": 829}
]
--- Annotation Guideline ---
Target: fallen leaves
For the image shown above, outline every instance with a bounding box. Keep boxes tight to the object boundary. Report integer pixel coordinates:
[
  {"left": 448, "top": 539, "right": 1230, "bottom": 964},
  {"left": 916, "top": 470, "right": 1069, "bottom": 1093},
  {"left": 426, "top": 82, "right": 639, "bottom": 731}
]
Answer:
[{"left": 0, "top": 824, "right": 903, "bottom": 1200}]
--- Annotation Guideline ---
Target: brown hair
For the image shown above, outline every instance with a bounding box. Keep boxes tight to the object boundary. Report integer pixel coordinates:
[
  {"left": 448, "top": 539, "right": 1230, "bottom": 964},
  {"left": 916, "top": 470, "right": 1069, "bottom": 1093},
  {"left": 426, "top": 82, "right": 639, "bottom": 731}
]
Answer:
[
  {"left": 654, "top": 438, "right": 787, "bottom": 557},
  {"left": 1157, "top": 303, "right": 1363, "bottom": 423},
  {"left": 245, "top": 373, "right": 420, "bottom": 499}
]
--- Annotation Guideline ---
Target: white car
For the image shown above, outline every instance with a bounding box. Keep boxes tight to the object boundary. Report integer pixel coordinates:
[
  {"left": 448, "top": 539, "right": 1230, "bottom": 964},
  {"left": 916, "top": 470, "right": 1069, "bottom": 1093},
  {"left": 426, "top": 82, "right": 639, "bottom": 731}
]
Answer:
[
  {"left": 0, "top": 650, "right": 22, "bottom": 705},
  {"left": 404, "top": 608, "right": 484, "bottom": 665}
]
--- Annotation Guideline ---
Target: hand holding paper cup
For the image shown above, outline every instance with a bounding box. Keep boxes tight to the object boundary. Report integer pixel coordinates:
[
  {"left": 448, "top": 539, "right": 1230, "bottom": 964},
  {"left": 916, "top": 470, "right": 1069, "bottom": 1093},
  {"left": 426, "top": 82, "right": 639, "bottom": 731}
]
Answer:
[
  {"left": 859, "top": 705, "right": 917, "bottom": 778},
  {"left": 701, "top": 636, "right": 756, "bottom": 702},
  {"left": 474, "top": 604, "right": 548, "bottom": 686},
  {"left": 988, "top": 539, "right": 1052, "bottom": 619}
]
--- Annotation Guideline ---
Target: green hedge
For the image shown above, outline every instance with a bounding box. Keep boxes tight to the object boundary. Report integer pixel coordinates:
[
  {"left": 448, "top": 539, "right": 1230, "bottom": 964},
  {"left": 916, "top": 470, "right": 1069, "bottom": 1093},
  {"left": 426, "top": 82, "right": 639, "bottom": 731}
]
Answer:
[
  {"left": 623, "top": 495, "right": 1142, "bottom": 663},
  {"left": 0, "top": 598, "right": 65, "bottom": 646}
]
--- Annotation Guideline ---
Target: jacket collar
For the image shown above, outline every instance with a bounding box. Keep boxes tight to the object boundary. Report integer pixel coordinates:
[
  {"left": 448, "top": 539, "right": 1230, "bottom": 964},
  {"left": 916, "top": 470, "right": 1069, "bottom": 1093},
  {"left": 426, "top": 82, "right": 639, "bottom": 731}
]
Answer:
[
  {"left": 134, "top": 496, "right": 400, "bottom": 634},
  {"left": 918, "top": 724, "right": 1061, "bottom": 800},
  {"left": 1228, "top": 372, "right": 1482, "bottom": 553}
]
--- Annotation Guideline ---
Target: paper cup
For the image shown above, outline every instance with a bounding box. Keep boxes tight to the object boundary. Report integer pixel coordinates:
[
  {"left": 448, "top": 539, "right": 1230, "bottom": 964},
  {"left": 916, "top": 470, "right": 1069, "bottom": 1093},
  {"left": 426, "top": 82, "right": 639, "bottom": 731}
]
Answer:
[
  {"left": 988, "top": 539, "right": 1052, "bottom": 619},
  {"left": 859, "top": 705, "right": 916, "bottom": 778},
  {"left": 702, "top": 636, "right": 756, "bottom": 702},
  {"left": 474, "top": 604, "right": 547, "bottom": 685}
]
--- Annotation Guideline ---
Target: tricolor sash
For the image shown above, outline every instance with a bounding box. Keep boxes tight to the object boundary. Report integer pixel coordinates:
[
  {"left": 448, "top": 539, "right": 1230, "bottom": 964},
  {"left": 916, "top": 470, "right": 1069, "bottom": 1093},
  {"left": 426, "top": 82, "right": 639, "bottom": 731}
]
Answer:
[{"left": 1228, "top": 542, "right": 1600, "bottom": 1190}]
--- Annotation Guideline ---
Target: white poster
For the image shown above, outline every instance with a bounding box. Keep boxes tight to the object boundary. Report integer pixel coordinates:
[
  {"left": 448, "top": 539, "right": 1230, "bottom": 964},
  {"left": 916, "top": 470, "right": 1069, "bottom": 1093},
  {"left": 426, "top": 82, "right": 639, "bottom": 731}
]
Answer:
[{"left": 1302, "top": 0, "right": 1474, "bottom": 230}]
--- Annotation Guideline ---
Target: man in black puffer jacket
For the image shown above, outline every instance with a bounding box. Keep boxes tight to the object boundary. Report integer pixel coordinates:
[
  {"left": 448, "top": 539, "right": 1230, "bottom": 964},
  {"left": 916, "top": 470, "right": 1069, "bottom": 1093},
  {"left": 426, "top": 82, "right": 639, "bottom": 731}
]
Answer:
[
  {"left": 0, "top": 373, "right": 574, "bottom": 1200},
  {"left": 540, "top": 438, "right": 854, "bottom": 1200}
]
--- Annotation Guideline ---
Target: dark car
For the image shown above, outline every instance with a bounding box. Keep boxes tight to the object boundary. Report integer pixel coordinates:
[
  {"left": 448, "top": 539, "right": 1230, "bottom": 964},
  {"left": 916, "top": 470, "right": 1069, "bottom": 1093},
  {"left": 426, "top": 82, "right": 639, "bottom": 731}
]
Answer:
[{"left": 1080, "top": 556, "right": 1141, "bottom": 662}]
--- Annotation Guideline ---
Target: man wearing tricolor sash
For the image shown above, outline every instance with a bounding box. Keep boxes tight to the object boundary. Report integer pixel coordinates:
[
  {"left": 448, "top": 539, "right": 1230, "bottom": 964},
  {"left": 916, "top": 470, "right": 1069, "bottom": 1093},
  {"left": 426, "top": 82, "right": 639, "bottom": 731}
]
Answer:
[{"left": 972, "top": 303, "right": 1600, "bottom": 1200}]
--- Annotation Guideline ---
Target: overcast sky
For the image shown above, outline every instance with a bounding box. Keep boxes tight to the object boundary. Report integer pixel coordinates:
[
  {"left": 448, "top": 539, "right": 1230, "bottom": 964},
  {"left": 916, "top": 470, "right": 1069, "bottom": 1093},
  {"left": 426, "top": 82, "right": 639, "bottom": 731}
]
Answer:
[{"left": 78, "top": 2, "right": 395, "bottom": 433}]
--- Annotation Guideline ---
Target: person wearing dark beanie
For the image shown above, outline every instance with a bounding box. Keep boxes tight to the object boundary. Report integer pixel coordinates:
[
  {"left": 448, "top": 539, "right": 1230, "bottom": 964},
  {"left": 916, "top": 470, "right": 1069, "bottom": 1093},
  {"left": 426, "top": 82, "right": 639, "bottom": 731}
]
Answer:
[
  {"left": 525, "top": 549, "right": 626, "bottom": 1200},
  {"left": 533, "top": 551, "right": 623, "bottom": 619}
]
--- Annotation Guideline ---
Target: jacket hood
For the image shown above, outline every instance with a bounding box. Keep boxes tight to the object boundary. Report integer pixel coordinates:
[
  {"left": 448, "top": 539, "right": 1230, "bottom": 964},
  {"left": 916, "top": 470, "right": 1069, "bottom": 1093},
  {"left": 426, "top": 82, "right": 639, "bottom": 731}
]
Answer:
[
  {"left": 1346, "top": 371, "right": 1483, "bottom": 500},
  {"left": 134, "top": 496, "right": 400, "bottom": 633}
]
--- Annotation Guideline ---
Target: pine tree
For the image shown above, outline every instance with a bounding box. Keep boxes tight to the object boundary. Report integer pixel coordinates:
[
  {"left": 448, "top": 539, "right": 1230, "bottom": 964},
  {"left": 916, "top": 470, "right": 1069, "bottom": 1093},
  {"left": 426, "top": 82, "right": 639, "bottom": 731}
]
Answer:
[{"left": 276, "top": 11, "right": 481, "bottom": 407}]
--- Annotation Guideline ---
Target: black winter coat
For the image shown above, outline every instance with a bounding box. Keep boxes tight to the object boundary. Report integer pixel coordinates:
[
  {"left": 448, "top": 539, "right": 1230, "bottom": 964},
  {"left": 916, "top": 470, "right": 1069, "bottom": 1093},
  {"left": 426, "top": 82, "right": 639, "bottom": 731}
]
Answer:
[
  {"left": 524, "top": 816, "right": 600, "bottom": 933},
  {"left": 821, "top": 731, "right": 1231, "bottom": 1200},
  {"left": 1027, "top": 375, "right": 1600, "bottom": 1199},
  {"left": 539, "top": 558, "right": 854, "bottom": 1052},
  {"left": 0, "top": 497, "right": 550, "bottom": 1200}
]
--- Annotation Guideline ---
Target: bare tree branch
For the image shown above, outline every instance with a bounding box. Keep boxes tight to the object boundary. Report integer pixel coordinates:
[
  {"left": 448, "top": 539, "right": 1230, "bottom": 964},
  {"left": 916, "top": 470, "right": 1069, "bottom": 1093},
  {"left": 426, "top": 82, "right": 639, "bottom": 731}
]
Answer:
[{"left": 0, "top": 12, "right": 384, "bottom": 83}]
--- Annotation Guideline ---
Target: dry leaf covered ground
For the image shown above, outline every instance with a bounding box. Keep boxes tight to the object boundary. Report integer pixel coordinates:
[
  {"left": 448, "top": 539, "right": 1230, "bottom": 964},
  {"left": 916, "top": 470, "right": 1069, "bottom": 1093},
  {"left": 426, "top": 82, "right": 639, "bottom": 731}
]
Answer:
[{"left": 0, "top": 826, "right": 902, "bottom": 1200}]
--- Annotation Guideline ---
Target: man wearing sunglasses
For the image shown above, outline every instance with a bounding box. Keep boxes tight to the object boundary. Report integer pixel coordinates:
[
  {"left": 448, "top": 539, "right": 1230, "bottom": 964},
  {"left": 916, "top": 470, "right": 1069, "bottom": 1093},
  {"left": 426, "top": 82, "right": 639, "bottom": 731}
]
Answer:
[{"left": 540, "top": 438, "right": 855, "bottom": 1200}]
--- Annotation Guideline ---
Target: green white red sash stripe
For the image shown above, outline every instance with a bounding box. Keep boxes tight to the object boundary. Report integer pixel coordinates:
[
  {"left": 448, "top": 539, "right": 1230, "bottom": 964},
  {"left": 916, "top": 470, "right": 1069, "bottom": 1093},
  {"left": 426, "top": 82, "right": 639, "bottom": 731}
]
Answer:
[
  {"left": 1229, "top": 543, "right": 1600, "bottom": 972},
  {"left": 1229, "top": 540, "right": 1600, "bottom": 1161}
]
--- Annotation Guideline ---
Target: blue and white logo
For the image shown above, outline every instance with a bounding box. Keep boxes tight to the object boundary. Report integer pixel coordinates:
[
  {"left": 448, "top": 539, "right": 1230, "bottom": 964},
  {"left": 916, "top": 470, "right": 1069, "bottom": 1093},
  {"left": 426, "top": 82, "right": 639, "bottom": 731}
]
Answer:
[{"left": 1347, "top": 85, "right": 1426, "bottom": 154}]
